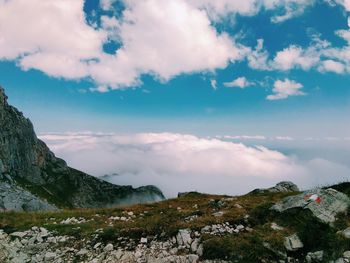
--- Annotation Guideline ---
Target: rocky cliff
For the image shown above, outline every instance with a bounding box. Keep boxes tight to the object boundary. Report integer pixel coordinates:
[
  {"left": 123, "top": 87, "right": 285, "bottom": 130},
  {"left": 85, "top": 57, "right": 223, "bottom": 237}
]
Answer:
[{"left": 0, "top": 87, "right": 164, "bottom": 211}]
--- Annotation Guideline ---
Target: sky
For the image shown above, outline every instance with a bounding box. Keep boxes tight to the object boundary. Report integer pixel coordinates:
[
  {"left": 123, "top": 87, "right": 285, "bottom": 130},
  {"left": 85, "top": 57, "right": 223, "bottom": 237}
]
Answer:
[{"left": 0, "top": 0, "right": 350, "bottom": 197}]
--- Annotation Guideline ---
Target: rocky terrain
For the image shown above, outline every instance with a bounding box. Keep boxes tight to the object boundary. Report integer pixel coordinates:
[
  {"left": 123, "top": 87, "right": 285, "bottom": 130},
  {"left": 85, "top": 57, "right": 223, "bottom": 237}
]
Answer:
[
  {"left": 0, "top": 181, "right": 350, "bottom": 262},
  {"left": 0, "top": 87, "right": 164, "bottom": 211}
]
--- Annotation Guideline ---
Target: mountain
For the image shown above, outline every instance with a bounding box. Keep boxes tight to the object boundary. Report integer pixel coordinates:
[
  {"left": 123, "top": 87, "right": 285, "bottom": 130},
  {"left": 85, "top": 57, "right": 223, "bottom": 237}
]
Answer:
[{"left": 0, "top": 87, "right": 164, "bottom": 211}]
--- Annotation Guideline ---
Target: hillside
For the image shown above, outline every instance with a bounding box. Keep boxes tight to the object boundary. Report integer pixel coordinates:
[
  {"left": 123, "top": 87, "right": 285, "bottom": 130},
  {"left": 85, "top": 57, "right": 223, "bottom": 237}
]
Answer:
[
  {"left": 0, "top": 181, "right": 349, "bottom": 262},
  {"left": 0, "top": 87, "right": 164, "bottom": 211}
]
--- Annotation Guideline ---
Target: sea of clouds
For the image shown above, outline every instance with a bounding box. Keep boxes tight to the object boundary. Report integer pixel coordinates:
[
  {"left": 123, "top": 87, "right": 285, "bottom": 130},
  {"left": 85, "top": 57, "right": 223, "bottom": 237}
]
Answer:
[{"left": 39, "top": 132, "right": 350, "bottom": 197}]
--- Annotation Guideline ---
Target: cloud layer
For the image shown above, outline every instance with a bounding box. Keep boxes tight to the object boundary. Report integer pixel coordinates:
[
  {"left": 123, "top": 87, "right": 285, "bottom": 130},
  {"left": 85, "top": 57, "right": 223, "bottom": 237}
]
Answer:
[{"left": 39, "top": 132, "right": 350, "bottom": 197}]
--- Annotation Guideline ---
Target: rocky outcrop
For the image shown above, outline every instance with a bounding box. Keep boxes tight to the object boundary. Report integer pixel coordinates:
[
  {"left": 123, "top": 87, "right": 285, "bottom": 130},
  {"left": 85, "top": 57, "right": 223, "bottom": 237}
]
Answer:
[
  {"left": 0, "top": 181, "right": 57, "bottom": 211},
  {"left": 0, "top": 226, "right": 227, "bottom": 263},
  {"left": 250, "top": 181, "right": 299, "bottom": 194},
  {"left": 0, "top": 87, "right": 164, "bottom": 211},
  {"left": 271, "top": 188, "right": 350, "bottom": 224}
]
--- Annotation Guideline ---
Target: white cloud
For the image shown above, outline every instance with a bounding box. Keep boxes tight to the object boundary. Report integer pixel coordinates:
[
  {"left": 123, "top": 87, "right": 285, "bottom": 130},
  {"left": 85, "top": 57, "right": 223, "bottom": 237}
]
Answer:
[
  {"left": 220, "top": 135, "right": 267, "bottom": 140},
  {"left": 223, "top": 76, "right": 254, "bottom": 89},
  {"left": 0, "top": 0, "right": 246, "bottom": 89},
  {"left": 188, "top": 0, "right": 259, "bottom": 19},
  {"left": 39, "top": 132, "right": 350, "bottom": 197},
  {"left": 275, "top": 136, "right": 294, "bottom": 141},
  {"left": 94, "top": 0, "right": 245, "bottom": 88},
  {"left": 272, "top": 45, "right": 320, "bottom": 71},
  {"left": 246, "top": 39, "right": 272, "bottom": 70},
  {"left": 270, "top": 0, "right": 315, "bottom": 23},
  {"left": 188, "top": 0, "right": 315, "bottom": 22},
  {"left": 210, "top": 79, "right": 218, "bottom": 90},
  {"left": 267, "top": 78, "right": 305, "bottom": 100},
  {"left": 329, "top": 0, "right": 350, "bottom": 11},
  {"left": 100, "top": 0, "right": 115, "bottom": 11},
  {"left": 246, "top": 34, "right": 350, "bottom": 75},
  {"left": 0, "top": 0, "right": 320, "bottom": 91},
  {"left": 0, "top": 0, "right": 105, "bottom": 78},
  {"left": 319, "top": 60, "right": 345, "bottom": 74}
]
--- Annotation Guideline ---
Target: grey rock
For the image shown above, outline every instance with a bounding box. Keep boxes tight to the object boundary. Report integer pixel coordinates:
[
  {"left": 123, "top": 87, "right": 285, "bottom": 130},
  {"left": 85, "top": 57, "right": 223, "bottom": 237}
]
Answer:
[
  {"left": 44, "top": 252, "right": 56, "bottom": 261},
  {"left": 177, "top": 229, "right": 192, "bottom": 247},
  {"left": 271, "top": 222, "right": 284, "bottom": 231},
  {"left": 342, "top": 227, "right": 350, "bottom": 239},
  {"left": 77, "top": 248, "right": 89, "bottom": 256},
  {"left": 284, "top": 233, "right": 303, "bottom": 251},
  {"left": 212, "top": 211, "right": 224, "bottom": 217},
  {"left": 196, "top": 244, "right": 203, "bottom": 256},
  {"left": 272, "top": 181, "right": 300, "bottom": 192},
  {"left": 272, "top": 188, "right": 350, "bottom": 224},
  {"left": 10, "top": 231, "right": 27, "bottom": 238},
  {"left": 104, "top": 243, "right": 114, "bottom": 252},
  {"left": 343, "top": 251, "right": 350, "bottom": 259},
  {"left": 251, "top": 181, "right": 299, "bottom": 194},
  {"left": 306, "top": 251, "right": 324, "bottom": 262}
]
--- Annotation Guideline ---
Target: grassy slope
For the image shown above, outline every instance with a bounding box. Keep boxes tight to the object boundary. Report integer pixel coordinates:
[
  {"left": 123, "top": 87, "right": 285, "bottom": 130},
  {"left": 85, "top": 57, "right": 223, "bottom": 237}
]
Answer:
[{"left": 0, "top": 187, "right": 349, "bottom": 262}]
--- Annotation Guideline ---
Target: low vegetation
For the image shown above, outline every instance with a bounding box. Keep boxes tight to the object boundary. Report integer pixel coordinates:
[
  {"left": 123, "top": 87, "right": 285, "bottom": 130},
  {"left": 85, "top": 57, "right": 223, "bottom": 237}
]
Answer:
[{"left": 0, "top": 184, "right": 349, "bottom": 262}]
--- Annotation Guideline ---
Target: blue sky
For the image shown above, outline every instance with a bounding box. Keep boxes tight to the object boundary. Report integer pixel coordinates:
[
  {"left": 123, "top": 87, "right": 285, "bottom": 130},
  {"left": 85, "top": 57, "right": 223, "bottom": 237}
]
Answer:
[
  {"left": 1, "top": 0, "right": 349, "bottom": 139},
  {"left": 0, "top": 0, "right": 350, "bottom": 194}
]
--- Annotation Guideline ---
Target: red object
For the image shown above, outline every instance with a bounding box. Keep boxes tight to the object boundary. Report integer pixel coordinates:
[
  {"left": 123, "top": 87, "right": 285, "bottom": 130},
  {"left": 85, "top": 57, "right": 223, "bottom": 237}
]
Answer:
[{"left": 315, "top": 197, "right": 321, "bottom": 204}]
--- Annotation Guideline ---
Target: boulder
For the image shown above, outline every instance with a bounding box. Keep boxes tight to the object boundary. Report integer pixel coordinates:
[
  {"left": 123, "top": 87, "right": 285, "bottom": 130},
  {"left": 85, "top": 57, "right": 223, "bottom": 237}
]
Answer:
[
  {"left": 271, "top": 222, "right": 284, "bottom": 231},
  {"left": 284, "top": 233, "right": 303, "bottom": 251},
  {"left": 251, "top": 181, "right": 299, "bottom": 194},
  {"left": 341, "top": 227, "right": 350, "bottom": 239},
  {"left": 272, "top": 188, "right": 350, "bottom": 224},
  {"left": 306, "top": 251, "right": 324, "bottom": 262},
  {"left": 343, "top": 251, "right": 350, "bottom": 259},
  {"left": 176, "top": 229, "right": 192, "bottom": 247},
  {"left": 104, "top": 243, "right": 114, "bottom": 252}
]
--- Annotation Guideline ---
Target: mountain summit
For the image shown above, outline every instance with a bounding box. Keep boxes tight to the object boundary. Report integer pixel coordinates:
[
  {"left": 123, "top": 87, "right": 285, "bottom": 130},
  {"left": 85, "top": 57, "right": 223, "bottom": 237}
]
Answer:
[{"left": 0, "top": 87, "right": 164, "bottom": 211}]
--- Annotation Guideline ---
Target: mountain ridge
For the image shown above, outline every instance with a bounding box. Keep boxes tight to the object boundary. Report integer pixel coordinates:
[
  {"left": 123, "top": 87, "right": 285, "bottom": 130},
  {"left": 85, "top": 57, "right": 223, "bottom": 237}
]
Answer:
[{"left": 0, "top": 86, "right": 164, "bottom": 211}]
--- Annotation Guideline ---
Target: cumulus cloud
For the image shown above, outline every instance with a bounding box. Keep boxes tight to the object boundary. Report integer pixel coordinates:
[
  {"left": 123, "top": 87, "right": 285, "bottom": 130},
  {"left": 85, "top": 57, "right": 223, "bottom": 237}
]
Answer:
[
  {"left": 318, "top": 60, "right": 345, "bottom": 74},
  {"left": 223, "top": 76, "right": 254, "bottom": 89},
  {"left": 0, "top": 0, "right": 105, "bottom": 79},
  {"left": 0, "top": 0, "right": 245, "bottom": 89},
  {"left": 272, "top": 45, "right": 320, "bottom": 71},
  {"left": 267, "top": 79, "right": 305, "bottom": 100},
  {"left": 39, "top": 132, "right": 350, "bottom": 197},
  {"left": 245, "top": 32, "right": 350, "bottom": 76},
  {"left": 0, "top": 0, "right": 325, "bottom": 91}
]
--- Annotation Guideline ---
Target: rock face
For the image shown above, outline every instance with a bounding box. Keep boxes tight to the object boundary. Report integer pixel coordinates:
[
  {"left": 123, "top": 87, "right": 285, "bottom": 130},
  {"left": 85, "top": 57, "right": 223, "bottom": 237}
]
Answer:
[
  {"left": 0, "top": 181, "right": 57, "bottom": 211},
  {"left": 0, "top": 87, "right": 164, "bottom": 211},
  {"left": 251, "top": 181, "right": 299, "bottom": 194},
  {"left": 272, "top": 188, "right": 350, "bottom": 224}
]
